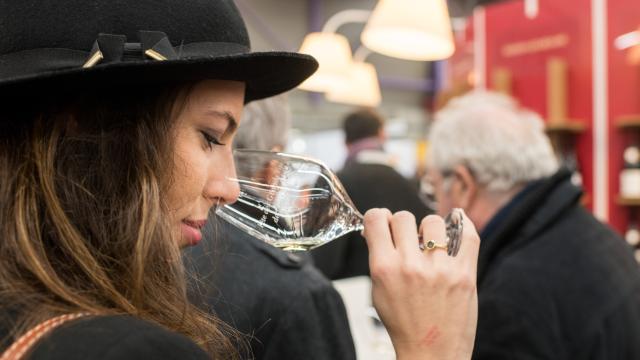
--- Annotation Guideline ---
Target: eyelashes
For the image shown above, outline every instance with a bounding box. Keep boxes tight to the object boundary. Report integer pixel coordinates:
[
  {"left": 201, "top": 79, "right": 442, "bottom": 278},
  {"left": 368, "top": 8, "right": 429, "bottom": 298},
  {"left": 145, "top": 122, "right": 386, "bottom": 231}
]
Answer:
[{"left": 200, "top": 130, "right": 226, "bottom": 149}]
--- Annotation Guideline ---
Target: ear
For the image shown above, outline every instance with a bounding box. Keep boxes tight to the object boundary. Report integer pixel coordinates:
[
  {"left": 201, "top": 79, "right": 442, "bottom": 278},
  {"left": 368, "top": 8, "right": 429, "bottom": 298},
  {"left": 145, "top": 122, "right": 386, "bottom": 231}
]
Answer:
[
  {"left": 450, "top": 164, "right": 477, "bottom": 209},
  {"left": 378, "top": 128, "right": 386, "bottom": 142}
]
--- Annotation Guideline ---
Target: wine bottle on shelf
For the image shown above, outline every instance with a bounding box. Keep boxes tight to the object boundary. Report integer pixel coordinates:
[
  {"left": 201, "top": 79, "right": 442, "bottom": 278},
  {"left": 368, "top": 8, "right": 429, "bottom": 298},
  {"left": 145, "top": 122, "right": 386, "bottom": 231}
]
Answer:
[
  {"left": 561, "top": 152, "right": 583, "bottom": 188},
  {"left": 625, "top": 219, "right": 640, "bottom": 247},
  {"left": 620, "top": 144, "right": 640, "bottom": 199}
]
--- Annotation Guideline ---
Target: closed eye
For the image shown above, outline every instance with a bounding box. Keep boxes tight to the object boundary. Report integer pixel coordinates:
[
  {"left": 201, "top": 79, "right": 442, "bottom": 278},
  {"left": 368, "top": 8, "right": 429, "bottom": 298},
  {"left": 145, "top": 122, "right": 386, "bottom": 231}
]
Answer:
[{"left": 201, "top": 131, "right": 226, "bottom": 149}]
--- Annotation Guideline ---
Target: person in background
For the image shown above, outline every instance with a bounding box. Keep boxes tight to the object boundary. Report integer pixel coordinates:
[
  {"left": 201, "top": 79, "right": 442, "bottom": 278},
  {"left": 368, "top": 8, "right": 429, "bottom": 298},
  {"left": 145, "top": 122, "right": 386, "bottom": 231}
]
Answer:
[
  {"left": 313, "top": 108, "right": 432, "bottom": 280},
  {"left": 427, "top": 90, "right": 640, "bottom": 359},
  {"left": 185, "top": 95, "right": 356, "bottom": 360}
]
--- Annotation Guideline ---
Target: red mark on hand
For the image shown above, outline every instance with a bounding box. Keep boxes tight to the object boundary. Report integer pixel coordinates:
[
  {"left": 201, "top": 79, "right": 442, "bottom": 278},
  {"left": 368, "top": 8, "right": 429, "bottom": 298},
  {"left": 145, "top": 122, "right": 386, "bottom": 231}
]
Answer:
[{"left": 420, "top": 326, "right": 441, "bottom": 347}]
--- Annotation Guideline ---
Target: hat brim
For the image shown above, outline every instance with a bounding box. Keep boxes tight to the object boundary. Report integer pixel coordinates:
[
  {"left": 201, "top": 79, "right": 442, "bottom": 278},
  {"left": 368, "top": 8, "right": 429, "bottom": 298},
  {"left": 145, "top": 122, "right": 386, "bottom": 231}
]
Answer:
[{"left": 0, "top": 51, "right": 318, "bottom": 103}]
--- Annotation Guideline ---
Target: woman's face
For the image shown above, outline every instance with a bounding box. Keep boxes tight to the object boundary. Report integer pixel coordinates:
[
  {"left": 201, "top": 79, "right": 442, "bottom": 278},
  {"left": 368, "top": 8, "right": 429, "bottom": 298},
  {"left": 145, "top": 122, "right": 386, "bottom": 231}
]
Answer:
[{"left": 167, "top": 80, "right": 245, "bottom": 247}]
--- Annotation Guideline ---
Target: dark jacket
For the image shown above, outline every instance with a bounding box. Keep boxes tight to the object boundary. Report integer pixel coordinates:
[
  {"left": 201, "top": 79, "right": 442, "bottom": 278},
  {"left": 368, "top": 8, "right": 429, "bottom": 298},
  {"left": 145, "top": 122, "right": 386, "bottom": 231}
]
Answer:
[
  {"left": 186, "top": 221, "right": 356, "bottom": 360},
  {"left": 473, "top": 169, "right": 640, "bottom": 359},
  {"left": 0, "top": 315, "right": 209, "bottom": 359},
  {"left": 312, "top": 160, "right": 431, "bottom": 279}
]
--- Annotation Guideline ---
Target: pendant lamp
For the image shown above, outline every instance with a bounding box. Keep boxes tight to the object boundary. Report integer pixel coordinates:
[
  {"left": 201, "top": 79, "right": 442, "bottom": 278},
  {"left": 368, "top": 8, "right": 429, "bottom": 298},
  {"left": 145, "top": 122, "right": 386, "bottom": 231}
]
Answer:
[
  {"left": 298, "top": 32, "right": 353, "bottom": 92},
  {"left": 326, "top": 61, "right": 382, "bottom": 107},
  {"left": 361, "top": 0, "right": 455, "bottom": 61}
]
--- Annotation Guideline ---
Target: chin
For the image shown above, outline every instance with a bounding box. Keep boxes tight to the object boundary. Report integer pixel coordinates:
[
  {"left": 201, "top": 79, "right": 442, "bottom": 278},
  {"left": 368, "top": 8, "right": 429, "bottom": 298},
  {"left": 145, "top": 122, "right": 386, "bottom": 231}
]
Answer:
[{"left": 171, "top": 227, "right": 188, "bottom": 249}]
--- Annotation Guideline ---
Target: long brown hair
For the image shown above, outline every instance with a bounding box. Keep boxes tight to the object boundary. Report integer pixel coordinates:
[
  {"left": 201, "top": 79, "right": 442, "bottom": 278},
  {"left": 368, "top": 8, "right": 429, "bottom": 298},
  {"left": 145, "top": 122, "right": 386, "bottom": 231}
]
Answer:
[{"left": 0, "top": 83, "right": 240, "bottom": 358}]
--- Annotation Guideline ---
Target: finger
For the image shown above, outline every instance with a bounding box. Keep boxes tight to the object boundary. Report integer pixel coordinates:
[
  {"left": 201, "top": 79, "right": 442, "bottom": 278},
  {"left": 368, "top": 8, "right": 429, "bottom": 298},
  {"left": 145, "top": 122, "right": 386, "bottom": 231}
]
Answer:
[
  {"left": 363, "top": 208, "right": 395, "bottom": 260},
  {"left": 390, "top": 211, "right": 420, "bottom": 260},
  {"left": 455, "top": 209, "right": 481, "bottom": 272},
  {"left": 419, "top": 215, "right": 449, "bottom": 262}
]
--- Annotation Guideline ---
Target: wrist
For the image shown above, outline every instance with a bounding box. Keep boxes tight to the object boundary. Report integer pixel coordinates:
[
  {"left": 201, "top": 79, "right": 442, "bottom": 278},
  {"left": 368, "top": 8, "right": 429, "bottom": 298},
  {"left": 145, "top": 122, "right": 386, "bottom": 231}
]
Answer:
[
  {"left": 395, "top": 345, "right": 469, "bottom": 360},
  {"left": 394, "top": 345, "right": 433, "bottom": 360},
  {"left": 396, "top": 351, "right": 433, "bottom": 360}
]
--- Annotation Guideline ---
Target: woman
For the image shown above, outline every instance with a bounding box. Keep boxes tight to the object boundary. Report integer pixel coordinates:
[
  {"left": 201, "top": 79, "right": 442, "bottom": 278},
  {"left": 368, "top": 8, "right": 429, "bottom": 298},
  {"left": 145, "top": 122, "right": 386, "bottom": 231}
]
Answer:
[{"left": 0, "top": 1, "right": 480, "bottom": 359}]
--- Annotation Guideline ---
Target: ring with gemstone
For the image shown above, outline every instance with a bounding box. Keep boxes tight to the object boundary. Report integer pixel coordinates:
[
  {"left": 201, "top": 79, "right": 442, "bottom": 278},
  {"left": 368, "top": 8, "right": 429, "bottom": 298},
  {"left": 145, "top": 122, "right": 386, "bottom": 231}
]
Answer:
[
  {"left": 419, "top": 239, "right": 448, "bottom": 252},
  {"left": 417, "top": 208, "right": 464, "bottom": 257}
]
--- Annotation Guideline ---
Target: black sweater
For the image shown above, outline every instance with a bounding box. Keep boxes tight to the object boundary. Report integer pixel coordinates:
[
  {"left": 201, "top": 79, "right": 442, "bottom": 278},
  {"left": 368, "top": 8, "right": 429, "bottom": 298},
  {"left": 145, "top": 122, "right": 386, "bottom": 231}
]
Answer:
[{"left": 1, "top": 315, "right": 209, "bottom": 359}]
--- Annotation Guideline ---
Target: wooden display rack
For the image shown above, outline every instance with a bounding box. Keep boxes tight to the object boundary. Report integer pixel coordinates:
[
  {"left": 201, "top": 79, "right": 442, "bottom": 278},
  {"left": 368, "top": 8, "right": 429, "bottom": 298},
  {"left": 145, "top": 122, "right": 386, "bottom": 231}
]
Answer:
[
  {"left": 616, "top": 196, "right": 640, "bottom": 207},
  {"left": 492, "top": 67, "right": 512, "bottom": 96},
  {"left": 545, "top": 122, "right": 587, "bottom": 134},
  {"left": 541, "top": 58, "right": 589, "bottom": 204},
  {"left": 615, "top": 115, "right": 640, "bottom": 211},
  {"left": 544, "top": 58, "right": 587, "bottom": 135},
  {"left": 616, "top": 114, "right": 640, "bottom": 130}
]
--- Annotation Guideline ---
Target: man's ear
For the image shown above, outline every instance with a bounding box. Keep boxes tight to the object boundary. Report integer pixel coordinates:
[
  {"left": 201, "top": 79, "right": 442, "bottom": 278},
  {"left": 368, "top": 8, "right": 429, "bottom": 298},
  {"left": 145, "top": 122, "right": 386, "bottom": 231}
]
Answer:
[{"left": 450, "top": 164, "right": 477, "bottom": 209}]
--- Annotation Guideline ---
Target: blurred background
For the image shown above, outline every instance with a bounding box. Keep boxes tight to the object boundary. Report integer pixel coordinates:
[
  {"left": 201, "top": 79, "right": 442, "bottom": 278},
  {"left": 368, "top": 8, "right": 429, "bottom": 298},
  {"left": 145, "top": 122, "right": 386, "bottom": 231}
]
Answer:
[{"left": 234, "top": 0, "right": 640, "bottom": 248}]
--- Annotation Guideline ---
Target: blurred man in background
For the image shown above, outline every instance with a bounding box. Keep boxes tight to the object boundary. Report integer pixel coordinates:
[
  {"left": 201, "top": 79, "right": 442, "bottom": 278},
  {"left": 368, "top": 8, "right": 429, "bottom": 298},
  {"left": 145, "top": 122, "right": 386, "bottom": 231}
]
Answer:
[
  {"left": 428, "top": 91, "right": 640, "bottom": 359},
  {"left": 313, "top": 108, "right": 431, "bottom": 279},
  {"left": 185, "top": 95, "right": 356, "bottom": 360}
]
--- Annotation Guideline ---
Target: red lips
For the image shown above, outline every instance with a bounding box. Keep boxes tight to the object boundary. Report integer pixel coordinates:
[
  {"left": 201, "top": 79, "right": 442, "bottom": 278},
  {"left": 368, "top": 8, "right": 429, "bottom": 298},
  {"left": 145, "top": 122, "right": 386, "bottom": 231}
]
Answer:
[
  {"left": 181, "top": 219, "right": 207, "bottom": 246},
  {"left": 183, "top": 219, "right": 207, "bottom": 229}
]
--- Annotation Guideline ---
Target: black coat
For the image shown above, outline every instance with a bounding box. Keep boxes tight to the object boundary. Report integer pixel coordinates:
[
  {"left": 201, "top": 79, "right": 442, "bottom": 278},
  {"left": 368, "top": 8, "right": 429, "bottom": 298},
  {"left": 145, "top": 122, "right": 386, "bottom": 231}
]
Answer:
[
  {"left": 312, "top": 161, "right": 431, "bottom": 279},
  {"left": 473, "top": 169, "right": 640, "bottom": 359},
  {"left": 185, "top": 221, "right": 356, "bottom": 360}
]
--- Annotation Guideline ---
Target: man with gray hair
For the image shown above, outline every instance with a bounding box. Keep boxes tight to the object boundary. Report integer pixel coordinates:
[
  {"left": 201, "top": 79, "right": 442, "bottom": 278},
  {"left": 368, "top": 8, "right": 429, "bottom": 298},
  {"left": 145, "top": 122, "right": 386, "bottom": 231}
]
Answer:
[
  {"left": 233, "top": 94, "right": 290, "bottom": 152},
  {"left": 427, "top": 91, "right": 640, "bottom": 359}
]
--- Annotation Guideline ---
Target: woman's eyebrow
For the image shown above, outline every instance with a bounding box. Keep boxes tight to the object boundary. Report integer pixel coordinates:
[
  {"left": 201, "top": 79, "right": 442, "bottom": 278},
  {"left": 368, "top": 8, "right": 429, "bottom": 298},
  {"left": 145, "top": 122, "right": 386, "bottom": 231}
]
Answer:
[{"left": 202, "top": 109, "right": 238, "bottom": 134}]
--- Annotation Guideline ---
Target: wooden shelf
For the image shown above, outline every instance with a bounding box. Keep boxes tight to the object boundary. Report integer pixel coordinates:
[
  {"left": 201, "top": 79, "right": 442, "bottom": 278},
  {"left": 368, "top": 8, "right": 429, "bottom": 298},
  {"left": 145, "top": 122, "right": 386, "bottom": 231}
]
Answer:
[
  {"left": 545, "top": 121, "right": 587, "bottom": 134},
  {"left": 616, "top": 196, "right": 640, "bottom": 206},
  {"left": 616, "top": 115, "right": 640, "bottom": 130}
]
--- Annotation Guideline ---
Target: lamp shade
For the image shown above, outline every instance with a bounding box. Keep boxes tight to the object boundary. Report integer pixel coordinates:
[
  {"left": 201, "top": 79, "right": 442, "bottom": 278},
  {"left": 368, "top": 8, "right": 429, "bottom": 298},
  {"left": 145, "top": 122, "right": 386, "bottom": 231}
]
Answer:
[
  {"left": 298, "top": 32, "right": 353, "bottom": 92},
  {"left": 361, "top": 0, "right": 455, "bottom": 61},
  {"left": 326, "top": 62, "right": 381, "bottom": 107}
]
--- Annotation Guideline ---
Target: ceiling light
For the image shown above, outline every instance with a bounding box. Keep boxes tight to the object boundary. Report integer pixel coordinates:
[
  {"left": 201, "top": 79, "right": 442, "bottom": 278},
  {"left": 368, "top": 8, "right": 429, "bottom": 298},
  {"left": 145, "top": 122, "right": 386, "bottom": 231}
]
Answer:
[
  {"left": 361, "top": 0, "right": 455, "bottom": 61},
  {"left": 298, "top": 32, "right": 353, "bottom": 92},
  {"left": 326, "top": 62, "right": 382, "bottom": 107}
]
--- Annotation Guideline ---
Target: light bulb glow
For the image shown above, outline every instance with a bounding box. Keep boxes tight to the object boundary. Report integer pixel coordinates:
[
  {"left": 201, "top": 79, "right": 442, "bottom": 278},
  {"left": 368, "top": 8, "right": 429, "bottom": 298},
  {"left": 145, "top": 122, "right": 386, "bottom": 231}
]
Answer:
[
  {"left": 298, "top": 32, "right": 353, "bottom": 92},
  {"left": 361, "top": 0, "right": 455, "bottom": 61},
  {"left": 326, "top": 62, "right": 381, "bottom": 107}
]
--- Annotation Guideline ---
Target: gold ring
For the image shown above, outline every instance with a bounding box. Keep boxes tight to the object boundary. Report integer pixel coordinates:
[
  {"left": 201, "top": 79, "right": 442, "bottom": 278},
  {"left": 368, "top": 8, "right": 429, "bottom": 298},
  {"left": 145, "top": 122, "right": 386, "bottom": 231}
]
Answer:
[{"left": 419, "top": 239, "right": 448, "bottom": 252}]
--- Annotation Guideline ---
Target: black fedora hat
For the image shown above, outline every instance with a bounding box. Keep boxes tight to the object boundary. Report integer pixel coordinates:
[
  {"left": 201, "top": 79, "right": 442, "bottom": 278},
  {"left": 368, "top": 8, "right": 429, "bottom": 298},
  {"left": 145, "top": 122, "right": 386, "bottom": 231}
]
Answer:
[{"left": 0, "top": 0, "right": 318, "bottom": 102}]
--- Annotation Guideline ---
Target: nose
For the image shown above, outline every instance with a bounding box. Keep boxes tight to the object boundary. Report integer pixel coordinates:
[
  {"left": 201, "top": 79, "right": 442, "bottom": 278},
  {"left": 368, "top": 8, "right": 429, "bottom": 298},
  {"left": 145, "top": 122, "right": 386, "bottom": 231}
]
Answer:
[
  {"left": 221, "top": 174, "right": 241, "bottom": 205},
  {"left": 220, "top": 151, "right": 240, "bottom": 205},
  {"left": 204, "top": 148, "right": 240, "bottom": 206}
]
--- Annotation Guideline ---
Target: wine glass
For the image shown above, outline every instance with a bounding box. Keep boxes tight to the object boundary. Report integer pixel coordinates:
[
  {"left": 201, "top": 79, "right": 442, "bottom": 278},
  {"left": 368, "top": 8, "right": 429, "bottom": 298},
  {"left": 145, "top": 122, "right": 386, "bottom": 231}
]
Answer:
[
  {"left": 215, "top": 149, "right": 361, "bottom": 251},
  {"left": 216, "top": 149, "right": 463, "bottom": 254}
]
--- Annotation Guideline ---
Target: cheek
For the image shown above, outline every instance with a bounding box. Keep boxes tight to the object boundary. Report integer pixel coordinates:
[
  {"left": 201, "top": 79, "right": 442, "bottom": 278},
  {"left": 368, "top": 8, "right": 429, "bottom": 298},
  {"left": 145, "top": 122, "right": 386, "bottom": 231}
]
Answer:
[{"left": 166, "top": 146, "right": 208, "bottom": 214}]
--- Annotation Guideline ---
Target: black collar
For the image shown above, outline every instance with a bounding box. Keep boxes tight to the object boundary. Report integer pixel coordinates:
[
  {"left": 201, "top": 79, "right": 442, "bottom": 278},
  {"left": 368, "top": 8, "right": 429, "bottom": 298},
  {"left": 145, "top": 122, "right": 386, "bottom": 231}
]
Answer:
[{"left": 477, "top": 168, "right": 582, "bottom": 284}]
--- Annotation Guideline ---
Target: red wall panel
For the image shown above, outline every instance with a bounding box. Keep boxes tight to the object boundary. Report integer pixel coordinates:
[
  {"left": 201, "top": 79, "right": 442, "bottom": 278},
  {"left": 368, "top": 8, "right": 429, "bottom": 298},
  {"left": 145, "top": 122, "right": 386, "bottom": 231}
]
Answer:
[
  {"left": 484, "top": 0, "right": 595, "bottom": 212},
  {"left": 445, "top": 0, "right": 640, "bottom": 234},
  {"left": 607, "top": 0, "right": 640, "bottom": 232}
]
